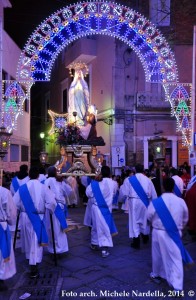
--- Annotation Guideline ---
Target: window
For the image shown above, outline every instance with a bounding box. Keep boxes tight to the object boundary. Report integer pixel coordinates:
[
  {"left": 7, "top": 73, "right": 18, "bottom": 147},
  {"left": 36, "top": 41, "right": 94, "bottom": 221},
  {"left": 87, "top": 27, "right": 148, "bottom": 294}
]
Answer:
[
  {"left": 21, "top": 145, "right": 29, "bottom": 161},
  {"left": 10, "top": 144, "right": 19, "bottom": 162}
]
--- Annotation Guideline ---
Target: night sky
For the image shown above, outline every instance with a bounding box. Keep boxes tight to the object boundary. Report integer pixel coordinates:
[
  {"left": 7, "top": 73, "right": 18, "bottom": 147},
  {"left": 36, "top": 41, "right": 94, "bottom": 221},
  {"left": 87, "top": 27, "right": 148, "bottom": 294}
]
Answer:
[
  {"left": 4, "top": 0, "right": 133, "bottom": 49},
  {"left": 4, "top": 0, "right": 74, "bottom": 49}
]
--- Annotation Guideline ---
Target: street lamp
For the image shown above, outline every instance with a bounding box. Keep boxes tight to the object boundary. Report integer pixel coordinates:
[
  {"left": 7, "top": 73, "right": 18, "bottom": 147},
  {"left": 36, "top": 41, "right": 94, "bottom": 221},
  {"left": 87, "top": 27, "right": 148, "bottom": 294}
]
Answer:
[
  {"left": 148, "top": 136, "right": 167, "bottom": 194},
  {"left": 39, "top": 151, "right": 48, "bottom": 166},
  {"left": 96, "top": 151, "right": 103, "bottom": 166},
  {"left": 148, "top": 136, "right": 167, "bottom": 163},
  {"left": 93, "top": 150, "right": 104, "bottom": 175},
  {"left": 39, "top": 132, "right": 48, "bottom": 166},
  {"left": 40, "top": 132, "right": 45, "bottom": 139},
  {"left": 0, "top": 126, "right": 12, "bottom": 158}
]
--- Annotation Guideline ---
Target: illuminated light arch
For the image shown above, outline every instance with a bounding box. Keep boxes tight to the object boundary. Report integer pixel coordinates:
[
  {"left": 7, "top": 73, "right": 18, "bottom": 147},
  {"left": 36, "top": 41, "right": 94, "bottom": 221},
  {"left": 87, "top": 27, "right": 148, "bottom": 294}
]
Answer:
[
  {"left": 12, "top": 1, "right": 192, "bottom": 145},
  {"left": 16, "top": 1, "right": 178, "bottom": 83}
]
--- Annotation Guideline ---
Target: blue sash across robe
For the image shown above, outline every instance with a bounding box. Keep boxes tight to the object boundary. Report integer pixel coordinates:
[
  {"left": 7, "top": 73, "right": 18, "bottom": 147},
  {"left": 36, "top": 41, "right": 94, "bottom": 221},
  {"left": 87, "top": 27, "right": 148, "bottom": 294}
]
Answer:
[
  {"left": 152, "top": 196, "right": 193, "bottom": 265},
  {"left": 12, "top": 177, "right": 20, "bottom": 193},
  {"left": 113, "top": 190, "right": 119, "bottom": 205},
  {"left": 54, "top": 203, "right": 68, "bottom": 232},
  {"left": 87, "top": 176, "right": 92, "bottom": 186},
  {"left": 91, "top": 180, "right": 118, "bottom": 236},
  {"left": 173, "top": 183, "right": 182, "bottom": 198},
  {"left": 64, "top": 203, "right": 68, "bottom": 218},
  {"left": 190, "top": 176, "right": 196, "bottom": 186},
  {"left": 0, "top": 224, "right": 11, "bottom": 262},
  {"left": 19, "top": 184, "right": 48, "bottom": 246},
  {"left": 129, "top": 175, "right": 149, "bottom": 207}
]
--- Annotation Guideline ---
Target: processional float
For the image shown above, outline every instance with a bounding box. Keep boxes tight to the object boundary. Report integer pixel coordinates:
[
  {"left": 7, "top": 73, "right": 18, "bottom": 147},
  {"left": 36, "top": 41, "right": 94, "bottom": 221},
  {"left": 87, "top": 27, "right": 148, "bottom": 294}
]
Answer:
[{"left": 48, "top": 62, "right": 105, "bottom": 177}]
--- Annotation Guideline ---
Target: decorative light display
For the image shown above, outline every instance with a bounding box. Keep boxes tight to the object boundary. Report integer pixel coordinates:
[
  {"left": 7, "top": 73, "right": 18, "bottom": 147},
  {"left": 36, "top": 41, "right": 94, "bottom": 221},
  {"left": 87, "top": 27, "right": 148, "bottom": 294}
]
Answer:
[
  {"left": 16, "top": 1, "right": 178, "bottom": 84},
  {"left": 48, "top": 110, "right": 68, "bottom": 135},
  {"left": 163, "top": 83, "right": 192, "bottom": 147},
  {"left": 14, "top": 1, "right": 193, "bottom": 147},
  {"left": 2, "top": 80, "right": 33, "bottom": 132},
  {"left": 5, "top": 98, "right": 18, "bottom": 113}
]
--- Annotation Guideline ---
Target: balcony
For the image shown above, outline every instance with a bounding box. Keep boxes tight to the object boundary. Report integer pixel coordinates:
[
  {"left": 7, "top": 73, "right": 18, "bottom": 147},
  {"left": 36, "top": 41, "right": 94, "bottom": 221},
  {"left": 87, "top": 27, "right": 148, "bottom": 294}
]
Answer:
[
  {"left": 64, "top": 37, "right": 97, "bottom": 67},
  {"left": 137, "top": 92, "right": 170, "bottom": 111}
]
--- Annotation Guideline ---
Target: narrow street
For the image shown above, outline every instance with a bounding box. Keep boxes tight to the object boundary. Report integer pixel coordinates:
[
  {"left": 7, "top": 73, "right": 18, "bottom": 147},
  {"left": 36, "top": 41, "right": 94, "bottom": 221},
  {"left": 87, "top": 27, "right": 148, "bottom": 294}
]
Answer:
[{"left": 1, "top": 205, "right": 196, "bottom": 300}]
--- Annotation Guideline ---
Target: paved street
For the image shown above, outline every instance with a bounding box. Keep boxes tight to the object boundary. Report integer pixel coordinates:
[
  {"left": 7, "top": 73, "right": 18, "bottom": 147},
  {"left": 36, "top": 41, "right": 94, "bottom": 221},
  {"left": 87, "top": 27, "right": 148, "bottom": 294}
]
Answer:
[{"left": 1, "top": 205, "right": 196, "bottom": 300}]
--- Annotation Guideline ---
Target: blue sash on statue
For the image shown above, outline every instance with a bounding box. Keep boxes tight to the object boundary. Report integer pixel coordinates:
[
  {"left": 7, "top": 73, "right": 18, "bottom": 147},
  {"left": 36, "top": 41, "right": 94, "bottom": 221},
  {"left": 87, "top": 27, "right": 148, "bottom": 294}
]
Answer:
[
  {"left": 173, "top": 183, "right": 182, "bottom": 198},
  {"left": 91, "top": 181, "right": 118, "bottom": 235},
  {"left": 0, "top": 224, "right": 11, "bottom": 262},
  {"left": 19, "top": 184, "right": 48, "bottom": 246},
  {"left": 40, "top": 179, "right": 45, "bottom": 184},
  {"left": 152, "top": 196, "right": 193, "bottom": 265},
  {"left": 12, "top": 176, "right": 20, "bottom": 193},
  {"left": 54, "top": 203, "right": 68, "bottom": 232},
  {"left": 129, "top": 176, "right": 149, "bottom": 207}
]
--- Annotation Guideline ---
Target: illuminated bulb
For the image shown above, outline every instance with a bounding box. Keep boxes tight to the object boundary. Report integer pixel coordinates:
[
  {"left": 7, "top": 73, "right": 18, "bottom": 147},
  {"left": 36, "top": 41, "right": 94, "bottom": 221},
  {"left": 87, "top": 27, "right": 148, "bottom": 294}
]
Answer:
[{"left": 2, "top": 141, "right": 7, "bottom": 148}]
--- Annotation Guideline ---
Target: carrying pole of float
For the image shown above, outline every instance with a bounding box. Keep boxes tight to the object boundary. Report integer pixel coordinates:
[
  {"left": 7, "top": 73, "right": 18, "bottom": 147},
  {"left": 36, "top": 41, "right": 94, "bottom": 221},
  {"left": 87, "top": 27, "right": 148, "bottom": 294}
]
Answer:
[{"left": 191, "top": 26, "right": 196, "bottom": 177}]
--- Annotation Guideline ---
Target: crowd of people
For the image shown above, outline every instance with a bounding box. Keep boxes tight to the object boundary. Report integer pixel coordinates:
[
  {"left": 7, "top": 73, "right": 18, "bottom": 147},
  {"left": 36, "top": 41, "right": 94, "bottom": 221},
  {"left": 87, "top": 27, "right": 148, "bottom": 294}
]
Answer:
[
  {"left": 0, "top": 160, "right": 195, "bottom": 295},
  {"left": 0, "top": 163, "right": 79, "bottom": 291},
  {"left": 111, "top": 163, "right": 195, "bottom": 293}
]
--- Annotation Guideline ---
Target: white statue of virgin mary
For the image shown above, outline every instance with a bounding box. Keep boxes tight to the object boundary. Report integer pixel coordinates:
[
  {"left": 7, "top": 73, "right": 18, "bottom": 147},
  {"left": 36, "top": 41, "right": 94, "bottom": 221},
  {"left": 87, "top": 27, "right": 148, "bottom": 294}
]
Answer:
[{"left": 68, "top": 62, "right": 90, "bottom": 125}]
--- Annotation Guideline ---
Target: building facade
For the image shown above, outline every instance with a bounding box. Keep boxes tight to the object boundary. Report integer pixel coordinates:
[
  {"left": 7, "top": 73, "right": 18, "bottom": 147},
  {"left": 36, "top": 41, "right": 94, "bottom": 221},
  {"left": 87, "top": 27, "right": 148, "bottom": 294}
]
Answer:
[
  {"left": 1, "top": 1, "right": 30, "bottom": 173},
  {"left": 9, "top": 0, "right": 194, "bottom": 173},
  {"left": 32, "top": 37, "right": 191, "bottom": 173}
]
